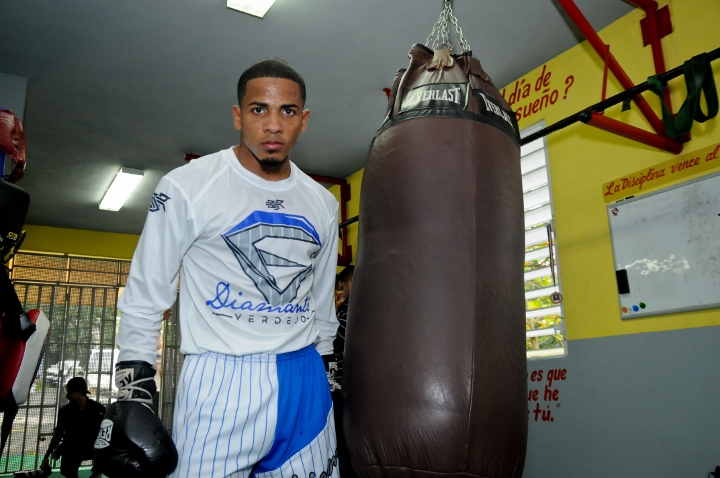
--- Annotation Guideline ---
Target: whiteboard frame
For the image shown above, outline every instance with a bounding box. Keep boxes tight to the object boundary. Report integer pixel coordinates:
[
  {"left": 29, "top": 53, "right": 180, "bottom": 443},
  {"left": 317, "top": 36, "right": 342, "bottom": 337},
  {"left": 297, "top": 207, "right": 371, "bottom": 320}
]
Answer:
[{"left": 606, "top": 170, "right": 720, "bottom": 319}]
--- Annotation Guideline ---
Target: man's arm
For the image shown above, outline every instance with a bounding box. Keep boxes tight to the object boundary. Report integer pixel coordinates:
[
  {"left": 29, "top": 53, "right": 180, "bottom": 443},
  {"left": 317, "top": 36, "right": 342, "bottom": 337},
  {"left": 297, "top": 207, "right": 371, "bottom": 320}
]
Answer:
[
  {"left": 116, "top": 176, "right": 197, "bottom": 365},
  {"left": 312, "top": 203, "right": 340, "bottom": 356},
  {"left": 94, "top": 178, "right": 185, "bottom": 476},
  {"left": 41, "top": 410, "right": 66, "bottom": 466}
]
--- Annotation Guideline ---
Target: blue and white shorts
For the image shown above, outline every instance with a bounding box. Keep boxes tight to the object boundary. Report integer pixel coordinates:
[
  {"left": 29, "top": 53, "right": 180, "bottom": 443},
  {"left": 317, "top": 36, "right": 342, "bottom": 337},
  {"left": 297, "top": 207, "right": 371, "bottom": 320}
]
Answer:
[{"left": 170, "top": 345, "right": 338, "bottom": 478}]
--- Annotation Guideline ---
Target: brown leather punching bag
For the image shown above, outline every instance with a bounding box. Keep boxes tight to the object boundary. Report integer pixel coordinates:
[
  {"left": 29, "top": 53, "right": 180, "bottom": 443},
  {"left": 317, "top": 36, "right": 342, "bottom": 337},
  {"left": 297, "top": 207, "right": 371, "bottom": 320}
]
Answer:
[{"left": 343, "top": 44, "right": 527, "bottom": 478}]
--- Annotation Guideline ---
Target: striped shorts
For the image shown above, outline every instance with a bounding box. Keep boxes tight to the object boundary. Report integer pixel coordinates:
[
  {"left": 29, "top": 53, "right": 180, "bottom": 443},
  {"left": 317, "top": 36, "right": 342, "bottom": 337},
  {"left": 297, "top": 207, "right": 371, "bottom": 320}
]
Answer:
[{"left": 169, "top": 345, "right": 338, "bottom": 478}]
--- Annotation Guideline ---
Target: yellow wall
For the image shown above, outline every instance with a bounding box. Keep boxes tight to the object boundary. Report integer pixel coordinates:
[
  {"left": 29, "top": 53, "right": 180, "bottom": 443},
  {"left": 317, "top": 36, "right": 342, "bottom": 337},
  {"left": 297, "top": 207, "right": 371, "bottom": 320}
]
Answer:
[
  {"left": 22, "top": 224, "right": 139, "bottom": 260},
  {"left": 510, "top": 0, "right": 720, "bottom": 340},
  {"left": 343, "top": 168, "right": 363, "bottom": 264},
  {"left": 341, "top": 0, "right": 720, "bottom": 340},
  {"left": 329, "top": 173, "right": 362, "bottom": 270}
]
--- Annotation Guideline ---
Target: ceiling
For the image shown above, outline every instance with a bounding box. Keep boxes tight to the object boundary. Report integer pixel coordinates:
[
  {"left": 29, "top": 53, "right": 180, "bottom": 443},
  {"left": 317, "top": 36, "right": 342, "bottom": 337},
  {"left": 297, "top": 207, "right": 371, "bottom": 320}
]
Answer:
[{"left": 0, "top": 0, "right": 634, "bottom": 235}]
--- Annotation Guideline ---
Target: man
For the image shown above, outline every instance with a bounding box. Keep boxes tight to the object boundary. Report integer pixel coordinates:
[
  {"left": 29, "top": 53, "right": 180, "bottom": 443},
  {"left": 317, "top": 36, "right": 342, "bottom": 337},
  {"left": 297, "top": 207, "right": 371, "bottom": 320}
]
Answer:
[
  {"left": 332, "top": 265, "right": 353, "bottom": 392},
  {"left": 331, "top": 265, "right": 354, "bottom": 478},
  {"left": 98, "top": 58, "right": 340, "bottom": 478},
  {"left": 42, "top": 377, "right": 105, "bottom": 478}
]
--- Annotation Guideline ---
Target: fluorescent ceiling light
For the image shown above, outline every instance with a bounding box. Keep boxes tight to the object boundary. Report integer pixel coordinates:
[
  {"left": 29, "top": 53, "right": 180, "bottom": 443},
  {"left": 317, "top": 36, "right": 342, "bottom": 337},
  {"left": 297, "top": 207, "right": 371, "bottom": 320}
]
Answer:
[
  {"left": 227, "top": 0, "right": 277, "bottom": 18},
  {"left": 99, "top": 167, "right": 144, "bottom": 211}
]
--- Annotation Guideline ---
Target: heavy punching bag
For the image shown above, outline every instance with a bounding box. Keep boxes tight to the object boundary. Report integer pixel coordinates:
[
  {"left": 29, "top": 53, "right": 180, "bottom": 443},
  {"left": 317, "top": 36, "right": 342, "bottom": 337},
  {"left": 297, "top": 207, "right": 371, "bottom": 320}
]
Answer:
[{"left": 343, "top": 7, "right": 527, "bottom": 478}]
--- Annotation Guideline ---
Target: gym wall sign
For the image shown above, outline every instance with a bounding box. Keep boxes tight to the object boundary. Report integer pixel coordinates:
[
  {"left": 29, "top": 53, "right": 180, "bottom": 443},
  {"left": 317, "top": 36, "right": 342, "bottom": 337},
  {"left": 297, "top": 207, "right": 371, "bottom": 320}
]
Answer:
[
  {"left": 528, "top": 367, "right": 567, "bottom": 424},
  {"left": 501, "top": 64, "right": 576, "bottom": 123},
  {"left": 602, "top": 140, "right": 720, "bottom": 202}
]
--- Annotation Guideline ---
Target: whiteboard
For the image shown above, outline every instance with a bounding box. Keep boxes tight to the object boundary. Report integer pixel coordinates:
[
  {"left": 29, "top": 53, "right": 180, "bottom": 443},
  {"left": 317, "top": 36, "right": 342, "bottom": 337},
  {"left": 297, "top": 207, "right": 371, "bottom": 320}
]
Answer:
[{"left": 607, "top": 171, "right": 720, "bottom": 319}]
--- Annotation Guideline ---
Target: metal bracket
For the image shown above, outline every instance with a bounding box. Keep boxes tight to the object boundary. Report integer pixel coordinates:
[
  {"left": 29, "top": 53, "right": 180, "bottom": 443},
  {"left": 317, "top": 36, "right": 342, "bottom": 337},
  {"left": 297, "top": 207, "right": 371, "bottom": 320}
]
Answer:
[
  {"left": 641, "top": 5, "right": 673, "bottom": 46},
  {"left": 308, "top": 174, "right": 353, "bottom": 266}
]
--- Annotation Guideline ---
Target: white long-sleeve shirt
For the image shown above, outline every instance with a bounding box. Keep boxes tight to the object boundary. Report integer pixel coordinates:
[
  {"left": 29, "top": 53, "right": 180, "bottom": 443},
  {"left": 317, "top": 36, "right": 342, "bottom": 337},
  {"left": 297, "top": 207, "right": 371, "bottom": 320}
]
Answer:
[{"left": 117, "top": 147, "right": 339, "bottom": 365}]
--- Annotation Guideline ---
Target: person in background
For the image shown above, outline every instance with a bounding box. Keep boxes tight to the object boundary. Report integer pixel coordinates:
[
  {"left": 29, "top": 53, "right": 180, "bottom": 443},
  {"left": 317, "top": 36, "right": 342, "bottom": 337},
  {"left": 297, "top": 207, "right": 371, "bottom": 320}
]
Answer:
[
  {"left": 42, "top": 377, "right": 105, "bottom": 478},
  {"left": 332, "top": 265, "right": 355, "bottom": 478}
]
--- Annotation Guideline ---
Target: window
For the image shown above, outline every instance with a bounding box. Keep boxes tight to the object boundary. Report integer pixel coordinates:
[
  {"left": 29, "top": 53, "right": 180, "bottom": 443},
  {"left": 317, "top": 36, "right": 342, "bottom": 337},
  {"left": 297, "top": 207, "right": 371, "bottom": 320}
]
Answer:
[{"left": 521, "top": 123, "right": 565, "bottom": 358}]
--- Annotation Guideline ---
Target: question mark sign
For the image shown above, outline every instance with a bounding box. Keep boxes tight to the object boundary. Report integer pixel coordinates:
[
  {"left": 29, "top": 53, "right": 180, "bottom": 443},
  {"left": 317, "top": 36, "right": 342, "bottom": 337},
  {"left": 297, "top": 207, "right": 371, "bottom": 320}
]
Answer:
[{"left": 564, "top": 75, "right": 575, "bottom": 100}]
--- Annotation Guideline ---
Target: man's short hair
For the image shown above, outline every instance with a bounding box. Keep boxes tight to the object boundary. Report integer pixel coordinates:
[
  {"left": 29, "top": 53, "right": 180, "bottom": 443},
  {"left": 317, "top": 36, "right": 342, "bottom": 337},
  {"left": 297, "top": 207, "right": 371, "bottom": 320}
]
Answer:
[
  {"left": 338, "top": 265, "right": 354, "bottom": 284},
  {"left": 237, "top": 58, "right": 306, "bottom": 106},
  {"left": 66, "top": 377, "right": 88, "bottom": 396}
]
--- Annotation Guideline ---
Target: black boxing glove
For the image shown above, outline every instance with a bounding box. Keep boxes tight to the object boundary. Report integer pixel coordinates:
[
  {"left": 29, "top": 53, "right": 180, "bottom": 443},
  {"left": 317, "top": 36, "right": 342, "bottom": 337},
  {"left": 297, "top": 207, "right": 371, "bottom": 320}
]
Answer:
[{"left": 93, "top": 361, "right": 178, "bottom": 478}]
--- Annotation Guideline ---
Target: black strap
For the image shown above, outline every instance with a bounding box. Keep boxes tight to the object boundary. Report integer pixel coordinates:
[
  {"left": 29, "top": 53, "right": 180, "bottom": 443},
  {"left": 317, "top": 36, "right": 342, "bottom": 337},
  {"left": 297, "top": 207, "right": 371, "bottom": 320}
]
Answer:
[
  {"left": 648, "top": 53, "right": 719, "bottom": 137},
  {"left": 376, "top": 107, "right": 520, "bottom": 147}
]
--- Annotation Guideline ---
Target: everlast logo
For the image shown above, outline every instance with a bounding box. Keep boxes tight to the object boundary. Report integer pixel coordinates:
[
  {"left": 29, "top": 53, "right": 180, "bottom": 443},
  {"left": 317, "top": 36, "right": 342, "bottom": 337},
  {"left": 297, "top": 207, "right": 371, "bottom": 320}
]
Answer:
[
  {"left": 473, "top": 91, "right": 516, "bottom": 133},
  {"left": 400, "top": 83, "right": 468, "bottom": 112},
  {"left": 115, "top": 368, "right": 135, "bottom": 400},
  {"left": 94, "top": 419, "right": 114, "bottom": 449},
  {"left": 116, "top": 368, "right": 134, "bottom": 388}
]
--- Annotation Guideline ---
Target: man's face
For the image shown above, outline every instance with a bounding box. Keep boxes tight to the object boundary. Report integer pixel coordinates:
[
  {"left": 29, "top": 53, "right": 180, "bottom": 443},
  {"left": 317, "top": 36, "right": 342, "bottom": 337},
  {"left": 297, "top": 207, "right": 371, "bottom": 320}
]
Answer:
[
  {"left": 339, "top": 277, "right": 352, "bottom": 300},
  {"left": 233, "top": 77, "right": 309, "bottom": 176},
  {"left": 65, "top": 387, "right": 83, "bottom": 405}
]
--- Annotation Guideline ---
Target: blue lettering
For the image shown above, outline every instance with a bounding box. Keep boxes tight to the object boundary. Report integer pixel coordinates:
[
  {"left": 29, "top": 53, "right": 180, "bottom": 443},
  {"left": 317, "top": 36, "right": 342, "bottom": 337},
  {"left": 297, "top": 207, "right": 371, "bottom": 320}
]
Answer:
[
  {"left": 240, "top": 301, "right": 255, "bottom": 311},
  {"left": 206, "top": 282, "right": 243, "bottom": 310},
  {"left": 255, "top": 303, "right": 284, "bottom": 313},
  {"left": 206, "top": 282, "right": 311, "bottom": 317}
]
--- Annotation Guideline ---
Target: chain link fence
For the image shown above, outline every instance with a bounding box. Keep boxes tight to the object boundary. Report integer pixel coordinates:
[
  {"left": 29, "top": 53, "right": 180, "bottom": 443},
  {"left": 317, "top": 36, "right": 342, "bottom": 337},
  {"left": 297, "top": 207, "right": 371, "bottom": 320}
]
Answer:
[{"left": 1, "top": 252, "right": 182, "bottom": 474}]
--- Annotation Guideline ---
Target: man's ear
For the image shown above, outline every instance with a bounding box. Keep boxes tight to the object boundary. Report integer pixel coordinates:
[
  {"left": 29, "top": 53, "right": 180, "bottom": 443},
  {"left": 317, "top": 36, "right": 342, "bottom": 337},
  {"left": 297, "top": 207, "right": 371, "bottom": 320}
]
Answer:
[
  {"left": 232, "top": 105, "right": 242, "bottom": 131},
  {"left": 300, "top": 109, "right": 310, "bottom": 133}
]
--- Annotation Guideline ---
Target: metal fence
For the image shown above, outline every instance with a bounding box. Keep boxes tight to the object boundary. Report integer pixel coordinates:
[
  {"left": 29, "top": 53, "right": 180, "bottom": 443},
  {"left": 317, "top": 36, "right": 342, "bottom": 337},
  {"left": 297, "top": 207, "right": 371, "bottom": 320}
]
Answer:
[
  {"left": 0, "top": 252, "right": 183, "bottom": 474},
  {"left": 160, "top": 305, "right": 183, "bottom": 432}
]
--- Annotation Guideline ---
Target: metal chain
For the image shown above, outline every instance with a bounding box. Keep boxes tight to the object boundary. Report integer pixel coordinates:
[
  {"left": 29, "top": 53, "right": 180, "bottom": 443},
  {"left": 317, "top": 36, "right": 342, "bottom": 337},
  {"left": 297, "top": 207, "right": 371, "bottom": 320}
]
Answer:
[
  {"left": 426, "top": 2, "right": 451, "bottom": 49},
  {"left": 425, "top": 0, "right": 471, "bottom": 52},
  {"left": 448, "top": 5, "right": 470, "bottom": 52}
]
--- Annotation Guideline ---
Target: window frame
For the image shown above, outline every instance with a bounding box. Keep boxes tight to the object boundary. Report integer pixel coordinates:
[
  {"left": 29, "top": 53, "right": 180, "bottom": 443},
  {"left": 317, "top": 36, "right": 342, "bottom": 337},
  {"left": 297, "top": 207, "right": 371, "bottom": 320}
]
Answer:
[{"left": 520, "top": 121, "right": 567, "bottom": 359}]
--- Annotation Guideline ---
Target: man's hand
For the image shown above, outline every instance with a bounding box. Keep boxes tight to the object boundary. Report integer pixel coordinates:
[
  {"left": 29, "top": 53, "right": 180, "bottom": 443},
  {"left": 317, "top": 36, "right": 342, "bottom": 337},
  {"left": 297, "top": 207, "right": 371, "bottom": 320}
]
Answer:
[
  {"left": 322, "top": 355, "right": 341, "bottom": 392},
  {"left": 93, "top": 361, "right": 177, "bottom": 477}
]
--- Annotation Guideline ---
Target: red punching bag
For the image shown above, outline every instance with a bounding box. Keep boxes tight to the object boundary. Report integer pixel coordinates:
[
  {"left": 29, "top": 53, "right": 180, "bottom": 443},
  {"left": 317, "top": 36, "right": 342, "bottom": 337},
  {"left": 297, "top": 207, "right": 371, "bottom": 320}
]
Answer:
[{"left": 343, "top": 11, "right": 527, "bottom": 478}]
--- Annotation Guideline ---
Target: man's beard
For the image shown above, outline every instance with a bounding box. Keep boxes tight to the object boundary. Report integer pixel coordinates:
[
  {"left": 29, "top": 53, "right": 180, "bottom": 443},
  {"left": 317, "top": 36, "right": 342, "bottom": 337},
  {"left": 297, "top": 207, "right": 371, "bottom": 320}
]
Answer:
[
  {"left": 257, "top": 156, "right": 286, "bottom": 173},
  {"left": 245, "top": 142, "right": 288, "bottom": 173}
]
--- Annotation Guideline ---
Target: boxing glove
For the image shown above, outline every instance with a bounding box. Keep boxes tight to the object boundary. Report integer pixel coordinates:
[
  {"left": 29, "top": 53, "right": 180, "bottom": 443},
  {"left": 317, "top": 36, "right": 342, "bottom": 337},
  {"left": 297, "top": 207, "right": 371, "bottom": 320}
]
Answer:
[
  {"left": 94, "top": 361, "right": 178, "bottom": 478},
  {"left": 0, "top": 109, "right": 25, "bottom": 183},
  {"left": 0, "top": 109, "right": 20, "bottom": 161}
]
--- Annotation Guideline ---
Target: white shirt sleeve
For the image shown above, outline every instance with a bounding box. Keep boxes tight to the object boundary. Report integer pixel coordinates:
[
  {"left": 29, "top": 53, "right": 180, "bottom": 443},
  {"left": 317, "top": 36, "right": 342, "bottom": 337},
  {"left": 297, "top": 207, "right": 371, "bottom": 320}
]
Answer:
[
  {"left": 117, "top": 176, "right": 197, "bottom": 365},
  {"left": 312, "top": 202, "right": 340, "bottom": 356}
]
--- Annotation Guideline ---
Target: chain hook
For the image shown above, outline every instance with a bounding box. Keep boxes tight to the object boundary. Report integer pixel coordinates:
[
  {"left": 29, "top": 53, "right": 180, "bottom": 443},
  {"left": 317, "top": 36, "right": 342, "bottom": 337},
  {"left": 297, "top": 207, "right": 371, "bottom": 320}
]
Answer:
[{"left": 425, "top": 0, "right": 471, "bottom": 53}]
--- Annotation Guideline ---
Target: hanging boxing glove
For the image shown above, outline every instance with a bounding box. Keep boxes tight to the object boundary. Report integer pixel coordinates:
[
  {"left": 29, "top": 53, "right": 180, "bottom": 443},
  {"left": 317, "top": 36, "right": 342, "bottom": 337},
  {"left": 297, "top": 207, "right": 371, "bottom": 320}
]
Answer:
[
  {"left": 0, "top": 108, "right": 26, "bottom": 183},
  {"left": 94, "top": 361, "right": 178, "bottom": 478}
]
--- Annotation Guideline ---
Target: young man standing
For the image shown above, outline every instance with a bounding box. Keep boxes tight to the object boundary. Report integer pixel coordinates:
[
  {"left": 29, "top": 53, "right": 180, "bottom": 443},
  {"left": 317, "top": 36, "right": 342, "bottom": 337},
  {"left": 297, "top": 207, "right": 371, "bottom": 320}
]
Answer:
[
  {"left": 96, "top": 59, "right": 340, "bottom": 478},
  {"left": 43, "top": 377, "right": 105, "bottom": 478}
]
